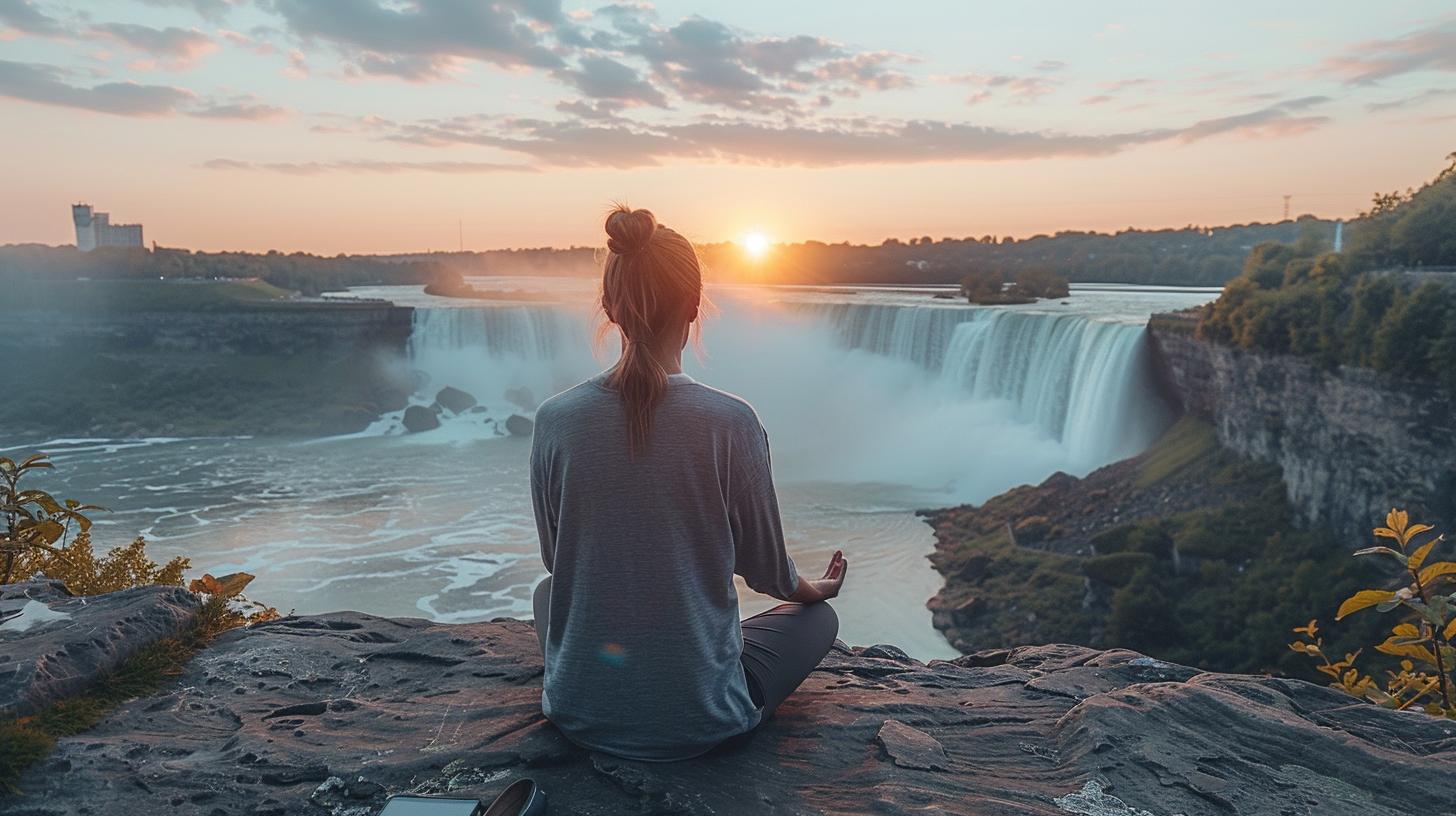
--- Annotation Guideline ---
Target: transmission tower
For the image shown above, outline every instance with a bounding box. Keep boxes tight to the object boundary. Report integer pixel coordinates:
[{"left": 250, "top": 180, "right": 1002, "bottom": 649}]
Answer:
[{"left": 1282, "top": 195, "right": 1292, "bottom": 220}]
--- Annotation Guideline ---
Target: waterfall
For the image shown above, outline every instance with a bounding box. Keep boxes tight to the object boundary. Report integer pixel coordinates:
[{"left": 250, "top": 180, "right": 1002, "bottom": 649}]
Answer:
[
  {"left": 808, "top": 303, "right": 1171, "bottom": 469},
  {"left": 399, "top": 295, "right": 1171, "bottom": 498},
  {"left": 406, "top": 305, "right": 596, "bottom": 410}
]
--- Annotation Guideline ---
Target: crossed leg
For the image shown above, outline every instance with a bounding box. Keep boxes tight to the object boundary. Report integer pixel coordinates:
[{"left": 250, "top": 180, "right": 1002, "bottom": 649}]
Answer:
[{"left": 531, "top": 576, "right": 838, "bottom": 719}]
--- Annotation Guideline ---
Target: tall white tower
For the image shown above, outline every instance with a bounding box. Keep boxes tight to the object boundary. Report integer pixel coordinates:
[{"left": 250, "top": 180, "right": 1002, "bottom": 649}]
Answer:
[
  {"left": 71, "top": 203, "right": 142, "bottom": 250},
  {"left": 72, "top": 203, "right": 96, "bottom": 251}
]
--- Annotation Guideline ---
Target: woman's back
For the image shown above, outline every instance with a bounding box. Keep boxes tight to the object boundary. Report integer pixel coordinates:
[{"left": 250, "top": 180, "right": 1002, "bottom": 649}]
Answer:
[{"left": 530, "top": 371, "right": 800, "bottom": 760}]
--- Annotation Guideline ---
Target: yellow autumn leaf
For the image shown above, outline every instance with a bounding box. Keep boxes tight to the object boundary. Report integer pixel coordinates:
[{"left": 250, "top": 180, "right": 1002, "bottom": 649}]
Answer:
[
  {"left": 1375, "top": 637, "right": 1437, "bottom": 665},
  {"left": 1292, "top": 619, "right": 1318, "bottom": 637},
  {"left": 1445, "top": 617, "right": 1456, "bottom": 642},
  {"left": 1336, "top": 589, "right": 1397, "bottom": 620},
  {"left": 1392, "top": 622, "right": 1422, "bottom": 639},
  {"left": 1406, "top": 524, "right": 1435, "bottom": 541},
  {"left": 1374, "top": 527, "right": 1401, "bottom": 542},
  {"left": 1418, "top": 561, "right": 1456, "bottom": 586},
  {"left": 1409, "top": 538, "right": 1438, "bottom": 570},
  {"left": 1388, "top": 508, "right": 1409, "bottom": 538}
]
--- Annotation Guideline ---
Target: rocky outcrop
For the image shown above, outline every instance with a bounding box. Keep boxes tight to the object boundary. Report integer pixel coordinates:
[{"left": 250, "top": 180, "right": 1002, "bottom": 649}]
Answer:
[
  {"left": 0, "top": 579, "right": 200, "bottom": 717},
  {"left": 1149, "top": 315, "right": 1456, "bottom": 543},
  {"left": 8, "top": 611, "right": 1453, "bottom": 815}
]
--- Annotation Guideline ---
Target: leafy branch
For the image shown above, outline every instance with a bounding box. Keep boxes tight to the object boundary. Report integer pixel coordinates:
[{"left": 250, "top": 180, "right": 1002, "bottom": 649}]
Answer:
[{"left": 1292, "top": 509, "right": 1456, "bottom": 717}]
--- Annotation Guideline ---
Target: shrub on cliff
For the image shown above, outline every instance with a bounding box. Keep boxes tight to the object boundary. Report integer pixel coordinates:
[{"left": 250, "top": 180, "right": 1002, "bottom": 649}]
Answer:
[
  {"left": 1084, "top": 552, "right": 1156, "bottom": 587},
  {"left": 1292, "top": 509, "right": 1456, "bottom": 718},
  {"left": 1196, "top": 153, "right": 1456, "bottom": 391},
  {"left": 2, "top": 453, "right": 276, "bottom": 623}
]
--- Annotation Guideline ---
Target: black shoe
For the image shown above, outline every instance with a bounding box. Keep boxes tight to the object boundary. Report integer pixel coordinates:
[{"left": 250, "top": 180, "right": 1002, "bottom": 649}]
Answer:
[{"left": 483, "top": 778, "right": 546, "bottom": 816}]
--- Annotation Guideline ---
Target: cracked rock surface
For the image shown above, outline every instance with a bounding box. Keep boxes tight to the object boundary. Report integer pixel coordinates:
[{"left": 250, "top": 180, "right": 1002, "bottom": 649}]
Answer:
[
  {"left": 0, "top": 579, "right": 201, "bottom": 718},
  {"left": 5, "top": 612, "right": 1454, "bottom": 815}
]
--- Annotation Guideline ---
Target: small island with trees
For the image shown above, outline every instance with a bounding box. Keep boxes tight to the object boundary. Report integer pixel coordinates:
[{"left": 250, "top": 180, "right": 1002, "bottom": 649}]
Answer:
[{"left": 957, "top": 266, "right": 1071, "bottom": 305}]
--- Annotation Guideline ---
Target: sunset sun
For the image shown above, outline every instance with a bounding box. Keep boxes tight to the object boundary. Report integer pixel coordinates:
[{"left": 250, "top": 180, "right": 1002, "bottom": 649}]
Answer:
[{"left": 741, "top": 231, "right": 770, "bottom": 259}]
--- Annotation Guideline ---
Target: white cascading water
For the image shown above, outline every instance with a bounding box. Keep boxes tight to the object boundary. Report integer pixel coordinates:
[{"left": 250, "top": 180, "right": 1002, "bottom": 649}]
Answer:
[
  {"left": 401, "top": 294, "right": 1171, "bottom": 502},
  {"left": 809, "top": 303, "right": 1168, "bottom": 468}
]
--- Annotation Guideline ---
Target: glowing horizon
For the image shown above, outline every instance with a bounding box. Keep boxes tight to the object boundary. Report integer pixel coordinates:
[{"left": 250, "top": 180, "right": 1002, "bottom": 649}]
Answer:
[{"left": 1, "top": 1, "right": 1453, "bottom": 254}]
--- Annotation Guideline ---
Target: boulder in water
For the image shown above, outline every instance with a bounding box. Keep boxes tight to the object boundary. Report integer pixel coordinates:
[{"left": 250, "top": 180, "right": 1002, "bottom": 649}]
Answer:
[
  {"left": 434, "top": 386, "right": 478, "bottom": 415},
  {"left": 504, "top": 386, "right": 539, "bottom": 412},
  {"left": 505, "top": 414, "right": 534, "bottom": 437},
  {"left": 402, "top": 405, "right": 441, "bottom": 433}
]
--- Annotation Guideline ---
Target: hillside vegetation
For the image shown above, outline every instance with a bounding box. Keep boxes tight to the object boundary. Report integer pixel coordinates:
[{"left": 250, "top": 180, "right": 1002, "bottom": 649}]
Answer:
[
  {"left": 926, "top": 418, "right": 1385, "bottom": 676},
  {"left": 1196, "top": 153, "right": 1456, "bottom": 390}
]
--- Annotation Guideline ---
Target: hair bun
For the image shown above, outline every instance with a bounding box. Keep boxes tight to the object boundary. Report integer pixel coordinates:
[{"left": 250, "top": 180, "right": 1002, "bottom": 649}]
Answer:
[{"left": 605, "top": 206, "right": 658, "bottom": 256}]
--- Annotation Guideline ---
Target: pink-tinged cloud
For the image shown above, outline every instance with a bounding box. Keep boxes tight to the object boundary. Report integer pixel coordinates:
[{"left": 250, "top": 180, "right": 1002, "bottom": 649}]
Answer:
[
  {"left": 202, "top": 158, "right": 535, "bottom": 174},
  {"left": 318, "top": 95, "right": 1331, "bottom": 171},
  {"left": 1322, "top": 19, "right": 1456, "bottom": 84},
  {"left": 89, "top": 23, "right": 217, "bottom": 68}
]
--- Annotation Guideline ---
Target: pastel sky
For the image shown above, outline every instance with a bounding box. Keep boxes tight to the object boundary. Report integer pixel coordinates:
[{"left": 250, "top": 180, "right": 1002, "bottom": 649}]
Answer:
[{"left": 2, "top": 1, "right": 1453, "bottom": 253}]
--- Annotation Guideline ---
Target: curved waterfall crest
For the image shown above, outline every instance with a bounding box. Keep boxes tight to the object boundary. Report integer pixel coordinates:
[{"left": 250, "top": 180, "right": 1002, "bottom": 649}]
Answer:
[
  {"left": 803, "top": 302, "right": 1169, "bottom": 468},
  {"left": 403, "top": 298, "right": 1169, "bottom": 478}
]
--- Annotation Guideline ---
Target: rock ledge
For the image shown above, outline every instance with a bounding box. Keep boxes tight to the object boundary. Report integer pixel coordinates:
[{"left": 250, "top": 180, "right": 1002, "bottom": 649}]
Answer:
[{"left": 6, "top": 610, "right": 1455, "bottom": 815}]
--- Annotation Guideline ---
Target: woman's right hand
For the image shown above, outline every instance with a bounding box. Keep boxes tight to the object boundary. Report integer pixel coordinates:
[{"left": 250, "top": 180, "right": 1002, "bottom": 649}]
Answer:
[{"left": 792, "top": 550, "right": 848, "bottom": 602}]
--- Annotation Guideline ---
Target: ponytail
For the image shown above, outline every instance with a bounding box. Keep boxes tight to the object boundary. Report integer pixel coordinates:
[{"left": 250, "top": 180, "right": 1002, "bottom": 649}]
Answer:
[{"left": 600, "top": 205, "right": 702, "bottom": 454}]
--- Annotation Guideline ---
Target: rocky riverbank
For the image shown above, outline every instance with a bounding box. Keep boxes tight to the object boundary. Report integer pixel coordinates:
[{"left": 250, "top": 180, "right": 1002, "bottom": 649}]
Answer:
[{"left": 3, "top": 579, "right": 1450, "bottom": 815}]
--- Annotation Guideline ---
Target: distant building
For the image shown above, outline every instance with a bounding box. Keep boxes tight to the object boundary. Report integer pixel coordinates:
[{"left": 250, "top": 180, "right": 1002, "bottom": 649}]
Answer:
[{"left": 72, "top": 203, "right": 143, "bottom": 251}]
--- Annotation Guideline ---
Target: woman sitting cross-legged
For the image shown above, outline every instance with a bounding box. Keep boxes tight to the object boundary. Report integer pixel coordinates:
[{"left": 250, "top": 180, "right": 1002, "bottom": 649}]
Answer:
[{"left": 529, "top": 205, "right": 847, "bottom": 761}]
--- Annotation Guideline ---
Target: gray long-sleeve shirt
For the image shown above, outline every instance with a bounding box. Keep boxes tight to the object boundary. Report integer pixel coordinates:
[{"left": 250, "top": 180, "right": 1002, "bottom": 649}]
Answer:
[{"left": 529, "top": 371, "right": 800, "bottom": 760}]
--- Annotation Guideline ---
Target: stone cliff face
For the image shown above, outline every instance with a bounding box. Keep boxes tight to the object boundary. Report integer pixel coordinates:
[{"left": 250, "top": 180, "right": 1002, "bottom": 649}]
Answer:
[
  {"left": 6, "top": 579, "right": 1453, "bottom": 816},
  {"left": 1149, "top": 315, "right": 1456, "bottom": 544}
]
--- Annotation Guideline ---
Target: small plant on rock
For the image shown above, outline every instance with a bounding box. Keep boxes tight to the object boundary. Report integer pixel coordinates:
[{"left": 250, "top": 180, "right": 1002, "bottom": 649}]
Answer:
[
  {"left": 1291, "top": 509, "right": 1456, "bottom": 718},
  {"left": 1, "top": 454, "right": 107, "bottom": 585}
]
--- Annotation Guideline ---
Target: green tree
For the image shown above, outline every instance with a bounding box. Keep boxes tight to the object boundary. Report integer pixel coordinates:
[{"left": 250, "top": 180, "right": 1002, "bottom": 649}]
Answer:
[{"left": 1372, "top": 282, "right": 1454, "bottom": 376}]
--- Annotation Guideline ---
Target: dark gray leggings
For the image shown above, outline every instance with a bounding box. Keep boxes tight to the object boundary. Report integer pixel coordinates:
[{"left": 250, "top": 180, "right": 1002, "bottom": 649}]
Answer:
[{"left": 532, "top": 576, "right": 838, "bottom": 718}]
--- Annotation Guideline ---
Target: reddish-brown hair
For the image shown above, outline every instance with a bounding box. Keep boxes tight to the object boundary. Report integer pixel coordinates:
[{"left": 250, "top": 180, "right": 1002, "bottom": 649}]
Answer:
[{"left": 599, "top": 204, "right": 703, "bottom": 454}]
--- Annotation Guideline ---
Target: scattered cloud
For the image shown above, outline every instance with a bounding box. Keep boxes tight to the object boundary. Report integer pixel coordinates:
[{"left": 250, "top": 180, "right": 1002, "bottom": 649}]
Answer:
[
  {"left": 1035, "top": 59, "right": 1067, "bottom": 72},
  {"left": 555, "top": 54, "right": 668, "bottom": 107},
  {"left": 947, "top": 72, "right": 1059, "bottom": 104},
  {"left": 89, "top": 22, "right": 217, "bottom": 67},
  {"left": 0, "top": 57, "right": 295, "bottom": 121},
  {"left": 1366, "top": 87, "right": 1456, "bottom": 112},
  {"left": 0, "top": 0, "right": 64, "bottom": 37},
  {"left": 138, "top": 0, "right": 241, "bottom": 23},
  {"left": 218, "top": 28, "right": 278, "bottom": 56},
  {"left": 191, "top": 94, "right": 289, "bottom": 120},
  {"left": 1175, "top": 96, "right": 1330, "bottom": 141},
  {"left": 1323, "top": 19, "right": 1456, "bottom": 84},
  {"left": 0, "top": 58, "right": 195, "bottom": 115},
  {"left": 324, "top": 95, "right": 1329, "bottom": 170},
  {"left": 202, "top": 157, "right": 536, "bottom": 174},
  {"left": 268, "top": 0, "right": 569, "bottom": 81}
]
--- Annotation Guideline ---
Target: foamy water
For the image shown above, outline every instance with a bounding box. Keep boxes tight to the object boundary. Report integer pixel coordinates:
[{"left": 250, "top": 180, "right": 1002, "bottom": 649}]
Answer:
[{"left": 5, "top": 281, "right": 1216, "bottom": 659}]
